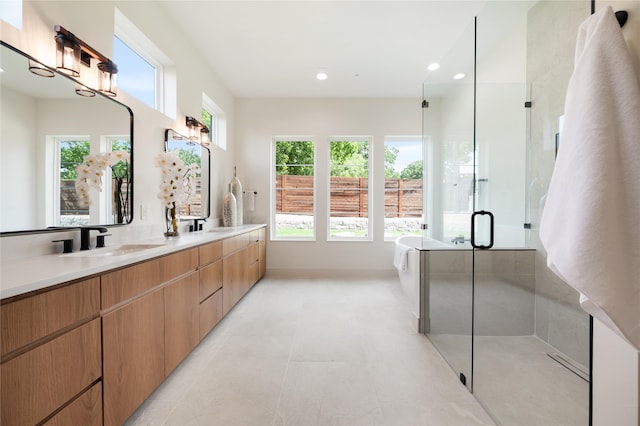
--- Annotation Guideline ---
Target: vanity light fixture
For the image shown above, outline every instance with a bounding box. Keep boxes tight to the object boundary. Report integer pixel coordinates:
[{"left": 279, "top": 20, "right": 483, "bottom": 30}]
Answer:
[
  {"left": 54, "top": 25, "right": 118, "bottom": 96},
  {"left": 28, "top": 59, "right": 55, "bottom": 77},
  {"left": 97, "top": 60, "right": 118, "bottom": 97},
  {"left": 186, "top": 116, "right": 210, "bottom": 145}
]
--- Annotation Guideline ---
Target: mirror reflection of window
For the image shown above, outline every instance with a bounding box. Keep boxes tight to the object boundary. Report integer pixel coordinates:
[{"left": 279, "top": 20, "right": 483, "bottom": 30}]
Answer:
[
  {"left": 167, "top": 140, "right": 203, "bottom": 218},
  {"left": 58, "top": 138, "right": 90, "bottom": 226}
]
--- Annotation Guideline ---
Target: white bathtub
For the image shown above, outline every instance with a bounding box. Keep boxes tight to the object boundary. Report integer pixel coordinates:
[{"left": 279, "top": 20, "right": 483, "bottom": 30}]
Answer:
[{"left": 394, "top": 235, "right": 452, "bottom": 331}]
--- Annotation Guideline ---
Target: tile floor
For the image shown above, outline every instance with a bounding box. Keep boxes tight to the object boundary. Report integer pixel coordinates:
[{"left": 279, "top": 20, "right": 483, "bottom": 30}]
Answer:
[{"left": 125, "top": 273, "right": 495, "bottom": 426}]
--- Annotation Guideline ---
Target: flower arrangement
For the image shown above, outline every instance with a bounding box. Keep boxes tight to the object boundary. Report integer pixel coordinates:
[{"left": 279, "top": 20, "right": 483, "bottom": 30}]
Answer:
[
  {"left": 155, "top": 151, "right": 200, "bottom": 236},
  {"left": 75, "top": 151, "right": 130, "bottom": 222}
]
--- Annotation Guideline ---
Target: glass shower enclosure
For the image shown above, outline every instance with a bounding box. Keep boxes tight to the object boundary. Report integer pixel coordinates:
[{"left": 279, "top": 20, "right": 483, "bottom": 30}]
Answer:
[{"left": 420, "top": 2, "right": 591, "bottom": 425}]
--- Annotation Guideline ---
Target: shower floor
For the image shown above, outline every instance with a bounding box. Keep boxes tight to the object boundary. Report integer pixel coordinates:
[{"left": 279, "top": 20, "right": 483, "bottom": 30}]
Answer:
[{"left": 427, "top": 334, "right": 589, "bottom": 426}]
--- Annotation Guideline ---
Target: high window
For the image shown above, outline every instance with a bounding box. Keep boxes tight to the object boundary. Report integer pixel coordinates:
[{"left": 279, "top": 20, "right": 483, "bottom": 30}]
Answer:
[
  {"left": 202, "top": 93, "right": 227, "bottom": 150},
  {"left": 384, "top": 137, "right": 424, "bottom": 239},
  {"left": 114, "top": 8, "right": 175, "bottom": 117},
  {"left": 328, "top": 137, "right": 372, "bottom": 240},
  {"left": 272, "top": 138, "right": 315, "bottom": 240}
]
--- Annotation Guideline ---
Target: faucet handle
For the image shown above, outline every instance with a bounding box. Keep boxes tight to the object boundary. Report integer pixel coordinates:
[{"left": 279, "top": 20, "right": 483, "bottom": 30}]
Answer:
[
  {"left": 53, "top": 239, "right": 74, "bottom": 254},
  {"left": 96, "top": 234, "right": 112, "bottom": 248}
]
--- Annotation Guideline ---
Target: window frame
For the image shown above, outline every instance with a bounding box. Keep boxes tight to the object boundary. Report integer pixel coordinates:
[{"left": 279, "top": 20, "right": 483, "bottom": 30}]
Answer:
[
  {"left": 202, "top": 93, "right": 227, "bottom": 150},
  {"left": 114, "top": 8, "right": 174, "bottom": 116},
  {"left": 327, "top": 136, "right": 373, "bottom": 242},
  {"left": 271, "top": 136, "right": 317, "bottom": 241},
  {"left": 383, "top": 136, "right": 425, "bottom": 241}
]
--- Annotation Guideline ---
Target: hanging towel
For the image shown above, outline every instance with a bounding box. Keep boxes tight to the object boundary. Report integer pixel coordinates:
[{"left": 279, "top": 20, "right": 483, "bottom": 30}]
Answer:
[
  {"left": 393, "top": 245, "right": 410, "bottom": 271},
  {"left": 540, "top": 6, "right": 640, "bottom": 351}
]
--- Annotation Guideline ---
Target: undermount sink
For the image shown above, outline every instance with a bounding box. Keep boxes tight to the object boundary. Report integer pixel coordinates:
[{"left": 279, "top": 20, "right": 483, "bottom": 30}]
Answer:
[{"left": 64, "top": 243, "right": 166, "bottom": 257}]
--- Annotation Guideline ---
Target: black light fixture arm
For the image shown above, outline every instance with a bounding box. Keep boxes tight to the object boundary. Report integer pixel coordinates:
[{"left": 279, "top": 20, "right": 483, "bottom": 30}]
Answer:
[{"left": 54, "top": 25, "right": 117, "bottom": 71}]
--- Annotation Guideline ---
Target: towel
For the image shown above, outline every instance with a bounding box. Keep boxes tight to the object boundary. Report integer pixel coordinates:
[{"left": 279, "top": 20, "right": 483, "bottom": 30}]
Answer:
[
  {"left": 393, "top": 245, "right": 410, "bottom": 271},
  {"left": 539, "top": 6, "right": 640, "bottom": 351}
]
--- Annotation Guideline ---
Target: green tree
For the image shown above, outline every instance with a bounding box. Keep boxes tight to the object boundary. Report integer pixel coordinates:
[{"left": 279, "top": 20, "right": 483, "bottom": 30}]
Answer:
[
  {"left": 385, "top": 145, "right": 400, "bottom": 178},
  {"left": 60, "top": 140, "right": 90, "bottom": 179},
  {"left": 330, "top": 141, "right": 368, "bottom": 177},
  {"left": 275, "top": 141, "right": 314, "bottom": 176},
  {"left": 401, "top": 160, "right": 423, "bottom": 179}
]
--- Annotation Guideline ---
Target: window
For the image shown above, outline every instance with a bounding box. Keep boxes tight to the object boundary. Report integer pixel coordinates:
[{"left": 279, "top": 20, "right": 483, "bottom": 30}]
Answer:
[
  {"left": 202, "top": 93, "right": 227, "bottom": 150},
  {"left": 384, "top": 137, "right": 424, "bottom": 239},
  {"left": 114, "top": 8, "right": 175, "bottom": 116},
  {"left": 0, "top": 0, "right": 22, "bottom": 29},
  {"left": 113, "top": 35, "right": 156, "bottom": 109},
  {"left": 272, "top": 138, "right": 315, "bottom": 240},
  {"left": 328, "top": 137, "right": 372, "bottom": 240}
]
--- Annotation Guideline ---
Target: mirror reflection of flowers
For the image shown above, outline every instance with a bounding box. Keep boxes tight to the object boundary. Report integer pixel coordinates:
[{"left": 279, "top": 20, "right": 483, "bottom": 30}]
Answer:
[
  {"left": 155, "top": 151, "right": 201, "bottom": 235},
  {"left": 75, "top": 151, "right": 130, "bottom": 223}
]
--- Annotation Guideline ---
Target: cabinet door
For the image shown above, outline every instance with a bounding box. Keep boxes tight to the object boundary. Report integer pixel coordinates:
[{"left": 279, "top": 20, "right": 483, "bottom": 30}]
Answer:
[
  {"left": 1, "top": 319, "right": 101, "bottom": 426},
  {"left": 165, "top": 273, "right": 199, "bottom": 375},
  {"left": 199, "top": 259, "right": 223, "bottom": 302},
  {"left": 44, "top": 382, "right": 102, "bottom": 426},
  {"left": 222, "top": 248, "right": 249, "bottom": 314},
  {"left": 103, "top": 289, "right": 164, "bottom": 426},
  {"left": 199, "top": 289, "right": 223, "bottom": 340}
]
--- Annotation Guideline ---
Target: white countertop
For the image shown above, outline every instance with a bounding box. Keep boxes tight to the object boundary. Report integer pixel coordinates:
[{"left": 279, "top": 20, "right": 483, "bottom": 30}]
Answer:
[{"left": 0, "top": 225, "right": 266, "bottom": 300}]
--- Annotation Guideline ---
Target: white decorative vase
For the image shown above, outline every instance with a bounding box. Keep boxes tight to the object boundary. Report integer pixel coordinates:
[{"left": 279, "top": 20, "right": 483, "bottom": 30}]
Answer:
[
  {"left": 229, "top": 166, "right": 243, "bottom": 225},
  {"left": 223, "top": 188, "right": 237, "bottom": 227}
]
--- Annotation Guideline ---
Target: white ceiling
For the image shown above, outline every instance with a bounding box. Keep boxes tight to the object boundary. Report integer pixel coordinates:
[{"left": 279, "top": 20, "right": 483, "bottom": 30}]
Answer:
[{"left": 161, "top": 1, "right": 502, "bottom": 99}]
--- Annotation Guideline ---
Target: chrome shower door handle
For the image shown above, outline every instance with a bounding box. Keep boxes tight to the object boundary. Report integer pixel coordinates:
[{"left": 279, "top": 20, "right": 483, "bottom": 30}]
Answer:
[{"left": 471, "top": 210, "right": 494, "bottom": 249}]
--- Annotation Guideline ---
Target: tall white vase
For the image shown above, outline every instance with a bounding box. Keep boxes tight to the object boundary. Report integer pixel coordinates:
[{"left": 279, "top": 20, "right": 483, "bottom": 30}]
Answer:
[
  {"left": 223, "top": 187, "right": 237, "bottom": 227},
  {"left": 229, "top": 166, "right": 243, "bottom": 225}
]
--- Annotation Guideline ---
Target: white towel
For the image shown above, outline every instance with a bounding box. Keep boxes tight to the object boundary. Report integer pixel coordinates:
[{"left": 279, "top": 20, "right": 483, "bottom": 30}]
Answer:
[
  {"left": 393, "top": 245, "right": 410, "bottom": 271},
  {"left": 540, "top": 6, "right": 640, "bottom": 351}
]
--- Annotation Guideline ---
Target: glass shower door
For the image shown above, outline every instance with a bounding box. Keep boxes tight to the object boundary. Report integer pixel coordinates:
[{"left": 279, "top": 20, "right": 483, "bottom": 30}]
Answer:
[{"left": 421, "top": 17, "right": 476, "bottom": 391}]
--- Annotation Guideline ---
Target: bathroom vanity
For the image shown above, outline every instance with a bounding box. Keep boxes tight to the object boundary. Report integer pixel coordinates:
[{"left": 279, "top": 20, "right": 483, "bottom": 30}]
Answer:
[{"left": 0, "top": 225, "right": 266, "bottom": 426}]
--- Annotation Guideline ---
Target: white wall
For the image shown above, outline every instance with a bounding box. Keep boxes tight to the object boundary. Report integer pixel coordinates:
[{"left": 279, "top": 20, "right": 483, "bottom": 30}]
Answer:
[
  {"left": 0, "top": 87, "right": 38, "bottom": 230},
  {"left": 235, "top": 98, "right": 421, "bottom": 272},
  {"left": 0, "top": 0, "right": 236, "bottom": 259}
]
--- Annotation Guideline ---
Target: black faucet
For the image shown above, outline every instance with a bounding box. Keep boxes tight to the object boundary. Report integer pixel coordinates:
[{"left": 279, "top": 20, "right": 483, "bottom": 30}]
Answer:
[
  {"left": 190, "top": 218, "right": 206, "bottom": 232},
  {"left": 80, "top": 227, "right": 108, "bottom": 250}
]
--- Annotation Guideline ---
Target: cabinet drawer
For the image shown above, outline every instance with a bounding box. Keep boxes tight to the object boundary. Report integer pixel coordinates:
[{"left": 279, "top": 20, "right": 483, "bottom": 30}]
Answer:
[
  {"left": 1, "top": 319, "right": 101, "bottom": 426},
  {"left": 199, "top": 241, "right": 222, "bottom": 266},
  {"left": 44, "top": 381, "right": 102, "bottom": 426},
  {"left": 199, "top": 289, "right": 223, "bottom": 340},
  {"left": 248, "top": 242, "right": 260, "bottom": 264},
  {"left": 1, "top": 277, "right": 100, "bottom": 358},
  {"left": 222, "top": 234, "right": 250, "bottom": 255},
  {"left": 102, "top": 248, "right": 198, "bottom": 308},
  {"left": 199, "top": 259, "right": 222, "bottom": 302}
]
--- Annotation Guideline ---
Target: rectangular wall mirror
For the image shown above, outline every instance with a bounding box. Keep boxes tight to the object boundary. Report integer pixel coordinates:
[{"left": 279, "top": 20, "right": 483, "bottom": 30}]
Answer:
[
  {"left": 0, "top": 42, "right": 134, "bottom": 234},
  {"left": 164, "top": 128, "right": 211, "bottom": 221}
]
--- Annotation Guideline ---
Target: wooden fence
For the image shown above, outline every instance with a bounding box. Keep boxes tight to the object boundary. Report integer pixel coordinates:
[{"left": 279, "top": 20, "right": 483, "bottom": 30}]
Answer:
[{"left": 276, "top": 175, "right": 422, "bottom": 218}]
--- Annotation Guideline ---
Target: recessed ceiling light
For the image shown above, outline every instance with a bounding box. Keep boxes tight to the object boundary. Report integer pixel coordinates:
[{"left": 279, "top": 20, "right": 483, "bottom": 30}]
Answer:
[
  {"left": 316, "top": 70, "right": 328, "bottom": 80},
  {"left": 453, "top": 73, "right": 465, "bottom": 80},
  {"left": 427, "top": 63, "right": 440, "bottom": 71}
]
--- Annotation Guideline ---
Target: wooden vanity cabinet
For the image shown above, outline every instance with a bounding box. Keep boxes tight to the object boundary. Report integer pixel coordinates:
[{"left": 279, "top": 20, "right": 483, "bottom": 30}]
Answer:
[
  {"left": 221, "top": 228, "right": 266, "bottom": 315},
  {"left": 0, "top": 278, "right": 101, "bottom": 426},
  {"left": 165, "top": 272, "right": 199, "bottom": 375},
  {"left": 1, "top": 226, "right": 266, "bottom": 426},
  {"left": 199, "top": 241, "right": 224, "bottom": 339},
  {"left": 101, "top": 248, "right": 198, "bottom": 426}
]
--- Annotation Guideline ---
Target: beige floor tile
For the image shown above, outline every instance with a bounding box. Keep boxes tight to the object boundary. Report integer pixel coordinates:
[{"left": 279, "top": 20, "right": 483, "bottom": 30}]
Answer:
[{"left": 124, "top": 274, "right": 495, "bottom": 426}]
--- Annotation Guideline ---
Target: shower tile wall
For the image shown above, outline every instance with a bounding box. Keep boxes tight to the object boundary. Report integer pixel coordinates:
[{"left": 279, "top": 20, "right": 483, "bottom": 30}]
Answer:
[{"left": 527, "top": 0, "right": 591, "bottom": 368}]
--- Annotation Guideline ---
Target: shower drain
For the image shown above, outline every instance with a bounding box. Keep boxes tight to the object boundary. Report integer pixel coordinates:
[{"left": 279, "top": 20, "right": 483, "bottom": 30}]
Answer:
[{"left": 547, "top": 353, "right": 590, "bottom": 382}]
